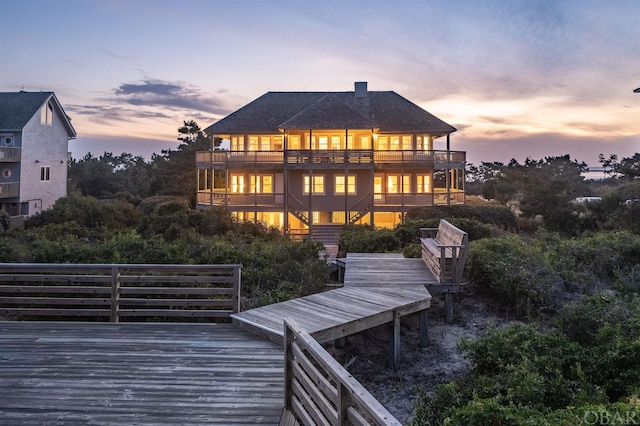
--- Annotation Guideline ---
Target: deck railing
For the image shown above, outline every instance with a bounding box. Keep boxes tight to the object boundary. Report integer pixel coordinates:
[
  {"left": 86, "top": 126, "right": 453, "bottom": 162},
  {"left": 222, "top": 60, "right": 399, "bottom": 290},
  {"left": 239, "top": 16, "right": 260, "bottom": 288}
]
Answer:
[
  {"left": 0, "top": 263, "right": 241, "bottom": 322},
  {"left": 0, "top": 182, "right": 20, "bottom": 198},
  {"left": 283, "top": 318, "right": 401, "bottom": 425}
]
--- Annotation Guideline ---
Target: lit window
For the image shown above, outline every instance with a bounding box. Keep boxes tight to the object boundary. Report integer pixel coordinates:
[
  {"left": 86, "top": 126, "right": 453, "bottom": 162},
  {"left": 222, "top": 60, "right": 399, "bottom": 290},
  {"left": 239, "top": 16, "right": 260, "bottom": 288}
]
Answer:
[
  {"left": 273, "top": 136, "right": 283, "bottom": 151},
  {"left": 360, "top": 136, "right": 371, "bottom": 149},
  {"left": 248, "top": 137, "right": 258, "bottom": 151},
  {"left": 318, "top": 136, "right": 328, "bottom": 150},
  {"left": 403, "top": 175, "right": 411, "bottom": 193},
  {"left": 390, "top": 136, "right": 400, "bottom": 150},
  {"left": 260, "top": 136, "right": 271, "bottom": 151},
  {"left": 402, "top": 136, "right": 412, "bottom": 150},
  {"left": 40, "top": 166, "right": 50, "bottom": 181},
  {"left": 330, "top": 136, "right": 341, "bottom": 150},
  {"left": 417, "top": 175, "right": 432, "bottom": 193},
  {"left": 335, "top": 175, "right": 356, "bottom": 194},
  {"left": 231, "top": 136, "right": 244, "bottom": 151},
  {"left": 347, "top": 136, "right": 354, "bottom": 149},
  {"left": 40, "top": 102, "right": 53, "bottom": 125},
  {"left": 377, "top": 136, "right": 388, "bottom": 150},
  {"left": 303, "top": 175, "right": 325, "bottom": 194},
  {"left": 387, "top": 175, "right": 398, "bottom": 193},
  {"left": 250, "top": 175, "right": 273, "bottom": 193},
  {"left": 288, "top": 135, "right": 300, "bottom": 149},
  {"left": 231, "top": 175, "right": 244, "bottom": 193}
]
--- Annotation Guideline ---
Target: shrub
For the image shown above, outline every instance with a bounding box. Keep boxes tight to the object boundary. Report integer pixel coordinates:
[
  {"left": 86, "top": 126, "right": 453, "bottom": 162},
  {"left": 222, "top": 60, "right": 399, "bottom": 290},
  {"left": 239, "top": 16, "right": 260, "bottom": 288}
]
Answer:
[
  {"left": 406, "top": 205, "right": 518, "bottom": 229},
  {"left": 466, "top": 236, "right": 559, "bottom": 317},
  {"left": 338, "top": 224, "right": 400, "bottom": 253}
]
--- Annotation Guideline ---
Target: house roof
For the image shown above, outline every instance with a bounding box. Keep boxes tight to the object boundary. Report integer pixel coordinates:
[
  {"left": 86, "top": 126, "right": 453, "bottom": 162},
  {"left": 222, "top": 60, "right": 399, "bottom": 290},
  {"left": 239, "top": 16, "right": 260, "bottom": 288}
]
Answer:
[
  {"left": 0, "top": 91, "right": 77, "bottom": 137},
  {"left": 635, "top": 87, "right": 640, "bottom": 93},
  {"left": 205, "top": 87, "right": 456, "bottom": 136}
]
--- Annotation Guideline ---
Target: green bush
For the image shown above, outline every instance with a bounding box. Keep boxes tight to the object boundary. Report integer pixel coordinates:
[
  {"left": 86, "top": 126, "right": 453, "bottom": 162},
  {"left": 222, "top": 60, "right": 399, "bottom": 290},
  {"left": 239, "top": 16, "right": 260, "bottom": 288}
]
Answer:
[
  {"left": 338, "top": 224, "right": 400, "bottom": 253},
  {"left": 466, "top": 236, "right": 558, "bottom": 317},
  {"left": 406, "top": 204, "right": 518, "bottom": 229}
]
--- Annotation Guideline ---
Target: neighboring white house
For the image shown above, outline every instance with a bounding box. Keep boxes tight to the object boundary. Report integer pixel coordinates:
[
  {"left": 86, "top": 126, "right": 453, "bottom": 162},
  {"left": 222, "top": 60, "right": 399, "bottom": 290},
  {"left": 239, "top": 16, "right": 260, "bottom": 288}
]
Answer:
[{"left": 0, "top": 91, "right": 76, "bottom": 218}]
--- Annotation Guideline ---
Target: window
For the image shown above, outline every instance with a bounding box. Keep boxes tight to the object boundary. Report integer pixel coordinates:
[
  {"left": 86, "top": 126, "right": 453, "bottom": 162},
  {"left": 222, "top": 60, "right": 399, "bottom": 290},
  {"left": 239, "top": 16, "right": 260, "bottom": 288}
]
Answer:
[
  {"left": 2, "top": 169, "right": 11, "bottom": 178},
  {"left": 231, "top": 136, "right": 244, "bottom": 151},
  {"left": 303, "top": 175, "right": 325, "bottom": 194},
  {"left": 330, "top": 136, "right": 341, "bottom": 150},
  {"left": 347, "top": 136, "right": 354, "bottom": 150},
  {"left": 231, "top": 175, "right": 244, "bottom": 193},
  {"left": 402, "top": 136, "right": 412, "bottom": 150},
  {"left": 318, "top": 136, "right": 328, "bottom": 150},
  {"left": 402, "top": 175, "right": 411, "bottom": 193},
  {"left": 198, "top": 169, "right": 212, "bottom": 190},
  {"left": 248, "top": 137, "right": 258, "bottom": 151},
  {"left": 417, "top": 175, "right": 432, "bottom": 193},
  {"left": 40, "top": 166, "right": 50, "bottom": 181},
  {"left": 250, "top": 175, "right": 273, "bottom": 193},
  {"left": 377, "top": 136, "right": 388, "bottom": 150},
  {"left": 387, "top": 175, "right": 398, "bottom": 193},
  {"left": 273, "top": 136, "right": 283, "bottom": 151},
  {"left": 361, "top": 136, "right": 371, "bottom": 149},
  {"left": 335, "top": 175, "right": 356, "bottom": 195},
  {"left": 260, "top": 136, "right": 271, "bottom": 151},
  {"left": 40, "top": 102, "right": 53, "bottom": 125},
  {"left": 288, "top": 135, "right": 301, "bottom": 150},
  {"left": 390, "top": 136, "right": 400, "bottom": 150}
]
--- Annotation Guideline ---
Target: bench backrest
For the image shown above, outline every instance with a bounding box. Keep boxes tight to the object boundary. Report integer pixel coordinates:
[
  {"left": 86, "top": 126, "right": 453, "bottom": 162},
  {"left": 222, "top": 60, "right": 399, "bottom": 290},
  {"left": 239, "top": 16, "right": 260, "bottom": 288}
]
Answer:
[{"left": 436, "top": 219, "right": 468, "bottom": 247}]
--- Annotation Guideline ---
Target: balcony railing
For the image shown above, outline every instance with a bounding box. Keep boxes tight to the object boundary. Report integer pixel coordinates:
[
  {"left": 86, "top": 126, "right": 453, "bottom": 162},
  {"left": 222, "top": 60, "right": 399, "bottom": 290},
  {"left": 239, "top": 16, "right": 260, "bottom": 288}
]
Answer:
[
  {"left": 0, "top": 182, "right": 19, "bottom": 198},
  {"left": 197, "top": 191, "right": 284, "bottom": 207},
  {"left": 197, "top": 190, "right": 464, "bottom": 208},
  {"left": 196, "top": 149, "right": 465, "bottom": 169},
  {"left": 0, "top": 147, "right": 21, "bottom": 162}
]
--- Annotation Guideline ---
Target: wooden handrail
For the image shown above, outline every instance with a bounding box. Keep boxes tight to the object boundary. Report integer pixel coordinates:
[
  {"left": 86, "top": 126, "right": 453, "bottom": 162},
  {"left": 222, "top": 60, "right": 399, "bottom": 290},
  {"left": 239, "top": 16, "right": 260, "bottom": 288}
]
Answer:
[
  {"left": 283, "top": 317, "right": 401, "bottom": 425},
  {"left": 0, "top": 263, "right": 242, "bottom": 322}
]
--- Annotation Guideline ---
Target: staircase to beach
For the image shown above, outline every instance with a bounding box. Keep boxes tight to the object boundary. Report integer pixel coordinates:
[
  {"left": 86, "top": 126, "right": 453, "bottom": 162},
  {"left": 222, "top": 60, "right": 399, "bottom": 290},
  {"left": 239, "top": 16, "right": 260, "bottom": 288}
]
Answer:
[{"left": 310, "top": 224, "right": 343, "bottom": 261}]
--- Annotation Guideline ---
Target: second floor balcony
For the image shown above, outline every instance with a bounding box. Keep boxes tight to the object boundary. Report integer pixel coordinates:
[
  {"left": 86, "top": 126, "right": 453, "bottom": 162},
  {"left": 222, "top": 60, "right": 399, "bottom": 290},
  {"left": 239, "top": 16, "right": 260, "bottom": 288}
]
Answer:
[
  {"left": 0, "top": 182, "right": 20, "bottom": 198},
  {"left": 0, "top": 147, "right": 21, "bottom": 162},
  {"left": 196, "top": 149, "right": 466, "bottom": 170}
]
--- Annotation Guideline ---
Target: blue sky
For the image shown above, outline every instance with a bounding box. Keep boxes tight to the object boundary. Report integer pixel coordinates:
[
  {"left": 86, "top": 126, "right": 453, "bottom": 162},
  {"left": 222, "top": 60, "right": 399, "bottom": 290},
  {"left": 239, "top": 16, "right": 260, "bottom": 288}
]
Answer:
[{"left": 1, "top": 0, "right": 639, "bottom": 166}]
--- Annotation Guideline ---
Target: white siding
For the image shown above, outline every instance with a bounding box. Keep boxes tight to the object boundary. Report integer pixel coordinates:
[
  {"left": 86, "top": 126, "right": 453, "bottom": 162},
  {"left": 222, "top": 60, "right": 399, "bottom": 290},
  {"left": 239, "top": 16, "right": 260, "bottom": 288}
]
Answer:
[{"left": 20, "top": 99, "right": 69, "bottom": 214}]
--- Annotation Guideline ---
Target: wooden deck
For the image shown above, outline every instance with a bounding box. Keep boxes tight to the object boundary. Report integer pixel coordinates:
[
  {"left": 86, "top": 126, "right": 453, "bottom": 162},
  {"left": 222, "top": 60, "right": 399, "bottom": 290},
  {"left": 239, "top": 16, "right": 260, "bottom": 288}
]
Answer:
[
  {"left": 0, "top": 321, "right": 284, "bottom": 425},
  {"left": 340, "top": 253, "right": 461, "bottom": 322},
  {"left": 231, "top": 285, "right": 431, "bottom": 346}
]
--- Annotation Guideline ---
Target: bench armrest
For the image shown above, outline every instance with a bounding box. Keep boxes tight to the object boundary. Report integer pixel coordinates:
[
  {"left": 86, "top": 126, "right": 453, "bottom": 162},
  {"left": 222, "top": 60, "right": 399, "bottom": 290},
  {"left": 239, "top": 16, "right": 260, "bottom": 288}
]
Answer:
[{"left": 420, "top": 227, "right": 439, "bottom": 238}]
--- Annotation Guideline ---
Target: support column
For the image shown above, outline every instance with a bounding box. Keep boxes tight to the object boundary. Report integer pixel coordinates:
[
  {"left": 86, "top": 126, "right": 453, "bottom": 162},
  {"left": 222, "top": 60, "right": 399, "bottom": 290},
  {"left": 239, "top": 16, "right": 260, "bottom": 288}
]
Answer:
[
  {"left": 419, "top": 310, "right": 429, "bottom": 347},
  {"left": 445, "top": 293, "right": 454, "bottom": 324},
  {"left": 388, "top": 310, "right": 401, "bottom": 370}
]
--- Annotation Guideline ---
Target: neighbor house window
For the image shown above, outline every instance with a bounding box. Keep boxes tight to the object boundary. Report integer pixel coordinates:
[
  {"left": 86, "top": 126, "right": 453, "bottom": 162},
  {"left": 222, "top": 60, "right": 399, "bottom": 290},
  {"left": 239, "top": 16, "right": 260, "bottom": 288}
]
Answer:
[
  {"left": 303, "top": 175, "right": 325, "bottom": 194},
  {"left": 231, "top": 175, "right": 244, "bottom": 193},
  {"left": 335, "top": 175, "right": 356, "bottom": 195},
  {"left": 40, "top": 166, "right": 50, "bottom": 181},
  {"left": 250, "top": 175, "right": 273, "bottom": 193},
  {"left": 40, "top": 102, "right": 53, "bottom": 125}
]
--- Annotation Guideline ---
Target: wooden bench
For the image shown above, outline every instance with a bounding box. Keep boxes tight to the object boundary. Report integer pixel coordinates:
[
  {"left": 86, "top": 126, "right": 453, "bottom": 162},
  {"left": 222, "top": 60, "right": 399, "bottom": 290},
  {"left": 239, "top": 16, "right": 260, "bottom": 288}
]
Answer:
[
  {"left": 420, "top": 220, "right": 468, "bottom": 323},
  {"left": 420, "top": 219, "right": 468, "bottom": 284}
]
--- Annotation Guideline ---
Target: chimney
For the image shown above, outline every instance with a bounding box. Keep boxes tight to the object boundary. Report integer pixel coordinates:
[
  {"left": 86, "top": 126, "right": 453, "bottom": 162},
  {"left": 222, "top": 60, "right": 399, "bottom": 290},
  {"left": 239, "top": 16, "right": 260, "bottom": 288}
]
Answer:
[{"left": 354, "top": 81, "right": 368, "bottom": 97}]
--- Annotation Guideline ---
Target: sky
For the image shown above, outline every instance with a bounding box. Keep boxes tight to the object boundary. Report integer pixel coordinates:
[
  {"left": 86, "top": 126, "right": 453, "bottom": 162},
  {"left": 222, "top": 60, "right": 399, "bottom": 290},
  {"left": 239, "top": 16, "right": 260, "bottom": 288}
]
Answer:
[{"left": 1, "top": 0, "right": 639, "bottom": 167}]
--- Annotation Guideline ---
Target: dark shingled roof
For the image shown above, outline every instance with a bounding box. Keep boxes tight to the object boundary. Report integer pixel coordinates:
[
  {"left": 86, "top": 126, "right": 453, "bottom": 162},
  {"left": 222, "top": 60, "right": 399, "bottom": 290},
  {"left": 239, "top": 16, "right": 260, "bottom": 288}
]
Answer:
[
  {"left": 205, "top": 88, "right": 456, "bottom": 136},
  {"left": 0, "top": 91, "right": 76, "bottom": 137}
]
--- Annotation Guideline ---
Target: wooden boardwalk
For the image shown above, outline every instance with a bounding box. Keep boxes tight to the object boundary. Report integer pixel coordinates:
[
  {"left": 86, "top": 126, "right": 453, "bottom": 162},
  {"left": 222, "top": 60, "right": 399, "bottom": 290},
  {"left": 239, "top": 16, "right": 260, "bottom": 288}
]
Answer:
[
  {"left": 232, "top": 285, "right": 431, "bottom": 346},
  {"left": 341, "top": 253, "right": 439, "bottom": 287},
  {"left": 0, "top": 321, "right": 284, "bottom": 425}
]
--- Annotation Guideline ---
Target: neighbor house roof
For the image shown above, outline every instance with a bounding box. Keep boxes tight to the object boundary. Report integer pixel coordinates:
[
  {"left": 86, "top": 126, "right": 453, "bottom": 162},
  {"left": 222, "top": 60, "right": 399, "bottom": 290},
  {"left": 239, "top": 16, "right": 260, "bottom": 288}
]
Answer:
[
  {"left": 205, "top": 86, "right": 456, "bottom": 136},
  {"left": 635, "top": 87, "right": 640, "bottom": 93},
  {"left": 0, "top": 91, "right": 77, "bottom": 137}
]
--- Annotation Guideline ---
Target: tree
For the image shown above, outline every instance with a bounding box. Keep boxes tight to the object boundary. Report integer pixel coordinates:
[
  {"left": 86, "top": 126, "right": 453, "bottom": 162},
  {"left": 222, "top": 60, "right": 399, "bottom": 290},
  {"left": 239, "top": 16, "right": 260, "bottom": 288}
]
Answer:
[{"left": 599, "top": 153, "right": 640, "bottom": 181}]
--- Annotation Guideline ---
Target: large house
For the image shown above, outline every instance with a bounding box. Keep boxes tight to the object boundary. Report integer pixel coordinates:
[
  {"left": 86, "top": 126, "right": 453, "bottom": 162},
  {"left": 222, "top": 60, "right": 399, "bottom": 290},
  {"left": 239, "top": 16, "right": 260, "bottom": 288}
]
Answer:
[
  {"left": 0, "top": 92, "right": 76, "bottom": 218},
  {"left": 197, "top": 82, "right": 464, "bottom": 237}
]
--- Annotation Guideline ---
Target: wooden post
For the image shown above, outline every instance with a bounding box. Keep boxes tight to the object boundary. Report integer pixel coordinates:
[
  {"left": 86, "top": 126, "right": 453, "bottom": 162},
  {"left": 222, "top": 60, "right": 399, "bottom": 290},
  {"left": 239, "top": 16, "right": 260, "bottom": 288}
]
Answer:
[
  {"left": 419, "top": 310, "right": 429, "bottom": 347},
  {"left": 232, "top": 266, "right": 241, "bottom": 313},
  {"left": 110, "top": 266, "right": 120, "bottom": 323},
  {"left": 283, "top": 319, "right": 294, "bottom": 412},
  {"left": 388, "top": 311, "right": 400, "bottom": 370},
  {"left": 445, "top": 293, "right": 454, "bottom": 324}
]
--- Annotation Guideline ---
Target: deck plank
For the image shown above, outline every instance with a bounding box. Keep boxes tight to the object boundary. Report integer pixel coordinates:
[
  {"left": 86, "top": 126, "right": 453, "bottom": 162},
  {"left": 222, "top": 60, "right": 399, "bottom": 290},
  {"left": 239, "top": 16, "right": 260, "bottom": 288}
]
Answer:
[{"left": 0, "top": 321, "right": 284, "bottom": 425}]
